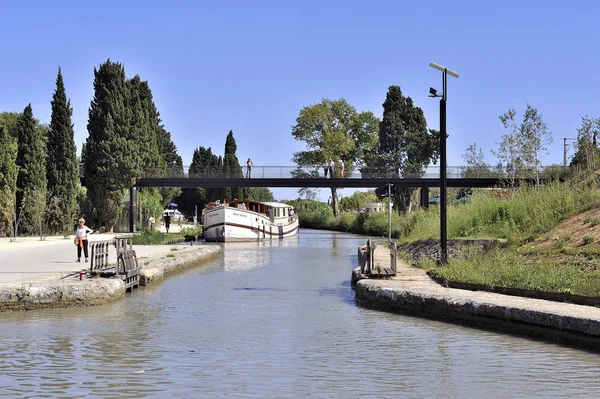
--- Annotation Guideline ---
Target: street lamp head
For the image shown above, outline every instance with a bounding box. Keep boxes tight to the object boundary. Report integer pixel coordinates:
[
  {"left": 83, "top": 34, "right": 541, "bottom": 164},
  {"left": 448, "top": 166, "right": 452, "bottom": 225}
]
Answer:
[
  {"left": 429, "top": 61, "right": 460, "bottom": 79},
  {"left": 429, "top": 87, "right": 440, "bottom": 97}
]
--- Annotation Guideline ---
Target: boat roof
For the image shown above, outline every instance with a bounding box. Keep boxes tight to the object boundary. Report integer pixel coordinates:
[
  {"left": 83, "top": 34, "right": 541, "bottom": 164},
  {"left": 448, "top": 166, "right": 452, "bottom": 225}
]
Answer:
[
  {"left": 262, "top": 202, "right": 292, "bottom": 208},
  {"left": 230, "top": 199, "right": 291, "bottom": 209}
]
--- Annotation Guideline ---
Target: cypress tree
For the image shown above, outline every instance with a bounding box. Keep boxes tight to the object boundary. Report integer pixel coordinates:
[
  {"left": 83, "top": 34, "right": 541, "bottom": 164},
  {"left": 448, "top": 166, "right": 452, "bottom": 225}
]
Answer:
[
  {"left": 127, "top": 76, "right": 162, "bottom": 170},
  {"left": 127, "top": 75, "right": 160, "bottom": 217},
  {"left": 378, "top": 85, "right": 433, "bottom": 213},
  {"left": 222, "top": 130, "right": 244, "bottom": 201},
  {"left": 157, "top": 125, "right": 182, "bottom": 205},
  {"left": 15, "top": 104, "right": 47, "bottom": 234},
  {"left": 85, "top": 59, "right": 139, "bottom": 231},
  {"left": 0, "top": 125, "right": 18, "bottom": 236},
  {"left": 47, "top": 67, "right": 79, "bottom": 234}
]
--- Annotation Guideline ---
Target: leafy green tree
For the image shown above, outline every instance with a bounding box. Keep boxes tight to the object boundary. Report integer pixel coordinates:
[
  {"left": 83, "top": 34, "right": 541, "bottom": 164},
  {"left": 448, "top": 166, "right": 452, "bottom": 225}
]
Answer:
[
  {"left": 246, "top": 187, "right": 274, "bottom": 202},
  {"left": 492, "top": 109, "right": 526, "bottom": 188},
  {"left": 297, "top": 186, "right": 320, "bottom": 201},
  {"left": 46, "top": 67, "right": 79, "bottom": 235},
  {"left": 0, "top": 112, "right": 21, "bottom": 137},
  {"left": 15, "top": 104, "right": 47, "bottom": 235},
  {"left": 520, "top": 105, "right": 552, "bottom": 185},
  {"left": 375, "top": 86, "right": 438, "bottom": 213},
  {"left": 339, "top": 190, "right": 378, "bottom": 212},
  {"left": 572, "top": 116, "right": 600, "bottom": 171},
  {"left": 0, "top": 125, "right": 18, "bottom": 236},
  {"left": 462, "top": 143, "right": 491, "bottom": 178},
  {"left": 540, "top": 164, "right": 573, "bottom": 181},
  {"left": 85, "top": 59, "right": 139, "bottom": 231},
  {"left": 291, "top": 98, "right": 379, "bottom": 216}
]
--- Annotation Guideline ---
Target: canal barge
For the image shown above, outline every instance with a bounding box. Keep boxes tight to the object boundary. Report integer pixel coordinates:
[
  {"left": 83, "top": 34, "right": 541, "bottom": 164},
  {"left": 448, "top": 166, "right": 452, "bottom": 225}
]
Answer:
[{"left": 203, "top": 199, "right": 298, "bottom": 242}]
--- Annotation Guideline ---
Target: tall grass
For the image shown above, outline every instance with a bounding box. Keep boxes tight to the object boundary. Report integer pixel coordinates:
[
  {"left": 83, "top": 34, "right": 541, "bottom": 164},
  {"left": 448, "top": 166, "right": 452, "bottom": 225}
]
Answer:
[
  {"left": 430, "top": 248, "right": 600, "bottom": 297},
  {"left": 296, "top": 181, "right": 600, "bottom": 243},
  {"left": 403, "top": 182, "right": 600, "bottom": 243}
]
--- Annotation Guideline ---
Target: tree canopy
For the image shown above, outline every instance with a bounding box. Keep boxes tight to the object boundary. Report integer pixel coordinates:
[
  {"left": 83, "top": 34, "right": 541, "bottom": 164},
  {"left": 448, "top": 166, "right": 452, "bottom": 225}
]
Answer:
[
  {"left": 373, "top": 86, "right": 439, "bottom": 213},
  {"left": 85, "top": 60, "right": 136, "bottom": 230},
  {"left": 291, "top": 97, "right": 379, "bottom": 216}
]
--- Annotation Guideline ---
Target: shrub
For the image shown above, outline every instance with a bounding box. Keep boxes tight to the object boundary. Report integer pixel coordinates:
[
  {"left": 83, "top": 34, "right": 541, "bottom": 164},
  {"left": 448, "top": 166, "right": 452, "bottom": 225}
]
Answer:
[
  {"left": 331, "top": 212, "right": 357, "bottom": 232},
  {"left": 298, "top": 208, "right": 334, "bottom": 229}
]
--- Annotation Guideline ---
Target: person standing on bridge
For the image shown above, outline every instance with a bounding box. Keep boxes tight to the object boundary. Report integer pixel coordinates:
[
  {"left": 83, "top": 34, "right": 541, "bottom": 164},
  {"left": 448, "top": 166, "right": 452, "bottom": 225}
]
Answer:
[
  {"left": 328, "top": 159, "right": 334, "bottom": 178},
  {"left": 322, "top": 161, "right": 329, "bottom": 178},
  {"left": 74, "top": 218, "right": 93, "bottom": 263},
  {"left": 338, "top": 159, "right": 345, "bottom": 178},
  {"left": 245, "top": 158, "right": 254, "bottom": 178}
]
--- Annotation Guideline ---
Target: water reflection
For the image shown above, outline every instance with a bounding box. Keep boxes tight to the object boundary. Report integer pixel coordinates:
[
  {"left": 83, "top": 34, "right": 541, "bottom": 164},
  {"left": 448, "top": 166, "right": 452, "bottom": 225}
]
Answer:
[
  {"left": 221, "top": 236, "right": 299, "bottom": 272},
  {"left": 2, "top": 230, "right": 600, "bottom": 398}
]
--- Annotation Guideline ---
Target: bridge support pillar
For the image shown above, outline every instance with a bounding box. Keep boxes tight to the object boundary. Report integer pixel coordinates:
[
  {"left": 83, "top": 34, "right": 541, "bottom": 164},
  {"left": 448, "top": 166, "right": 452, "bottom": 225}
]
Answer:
[
  {"left": 420, "top": 187, "right": 429, "bottom": 209},
  {"left": 129, "top": 186, "right": 137, "bottom": 233}
]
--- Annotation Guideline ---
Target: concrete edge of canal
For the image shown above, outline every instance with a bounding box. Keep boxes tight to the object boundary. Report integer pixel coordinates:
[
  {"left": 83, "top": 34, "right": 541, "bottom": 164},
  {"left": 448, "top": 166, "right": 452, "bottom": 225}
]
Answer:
[
  {"left": 352, "top": 245, "right": 600, "bottom": 352},
  {"left": 0, "top": 245, "right": 222, "bottom": 312}
]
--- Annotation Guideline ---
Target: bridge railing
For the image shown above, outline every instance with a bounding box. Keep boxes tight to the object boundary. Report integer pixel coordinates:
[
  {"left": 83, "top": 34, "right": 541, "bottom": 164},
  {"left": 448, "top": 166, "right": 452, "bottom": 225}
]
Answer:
[{"left": 139, "top": 165, "right": 506, "bottom": 179}]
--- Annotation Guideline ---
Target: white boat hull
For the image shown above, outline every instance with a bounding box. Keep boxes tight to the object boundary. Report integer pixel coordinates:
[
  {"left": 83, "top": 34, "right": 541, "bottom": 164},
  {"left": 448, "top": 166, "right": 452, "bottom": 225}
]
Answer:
[{"left": 203, "top": 205, "right": 299, "bottom": 242}]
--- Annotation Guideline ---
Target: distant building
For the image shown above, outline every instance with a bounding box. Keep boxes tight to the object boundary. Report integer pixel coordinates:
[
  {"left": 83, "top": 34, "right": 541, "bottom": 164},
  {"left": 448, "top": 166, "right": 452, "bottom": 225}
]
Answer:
[{"left": 363, "top": 202, "right": 384, "bottom": 214}]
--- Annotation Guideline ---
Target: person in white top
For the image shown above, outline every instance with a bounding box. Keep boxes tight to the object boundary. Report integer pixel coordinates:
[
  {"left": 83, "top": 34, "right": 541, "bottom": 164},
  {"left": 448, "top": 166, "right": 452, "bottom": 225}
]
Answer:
[
  {"left": 246, "top": 158, "right": 254, "bottom": 178},
  {"left": 338, "top": 159, "right": 345, "bottom": 178},
  {"left": 328, "top": 159, "right": 334, "bottom": 178},
  {"left": 74, "top": 217, "right": 94, "bottom": 263}
]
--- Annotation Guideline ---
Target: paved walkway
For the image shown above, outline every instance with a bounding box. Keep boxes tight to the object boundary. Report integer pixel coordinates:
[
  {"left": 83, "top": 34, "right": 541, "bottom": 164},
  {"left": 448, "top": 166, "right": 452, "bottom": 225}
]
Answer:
[
  {"left": 353, "top": 244, "right": 600, "bottom": 346},
  {"left": 0, "top": 234, "right": 183, "bottom": 283}
]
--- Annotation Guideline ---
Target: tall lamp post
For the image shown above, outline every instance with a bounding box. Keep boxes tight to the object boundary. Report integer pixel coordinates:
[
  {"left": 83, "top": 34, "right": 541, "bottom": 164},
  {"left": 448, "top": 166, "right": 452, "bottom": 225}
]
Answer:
[{"left": 429, "top": 61, "right": 460, "bottom": 264}]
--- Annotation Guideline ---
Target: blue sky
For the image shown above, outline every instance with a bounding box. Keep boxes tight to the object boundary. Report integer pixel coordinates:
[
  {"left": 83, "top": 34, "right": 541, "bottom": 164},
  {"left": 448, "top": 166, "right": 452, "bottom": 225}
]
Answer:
[{"left": 1, "top": 0, "right": 599, "bottom": 201}]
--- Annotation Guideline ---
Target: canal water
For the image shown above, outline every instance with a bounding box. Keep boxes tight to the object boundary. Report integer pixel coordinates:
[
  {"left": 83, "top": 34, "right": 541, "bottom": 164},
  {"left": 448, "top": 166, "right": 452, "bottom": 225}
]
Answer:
[{"left": 1, "top": 229, "right": 600, "bottom": 398}]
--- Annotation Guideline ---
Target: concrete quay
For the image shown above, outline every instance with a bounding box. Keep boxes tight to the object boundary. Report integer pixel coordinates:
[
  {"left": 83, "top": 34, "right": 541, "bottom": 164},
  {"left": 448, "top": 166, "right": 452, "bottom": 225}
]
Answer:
[
  {"left": 0, "top": 235, "right": 221, "bottom": 311},
  {"left": 353, "top": 245, "right": 600, "bottom": 352}
]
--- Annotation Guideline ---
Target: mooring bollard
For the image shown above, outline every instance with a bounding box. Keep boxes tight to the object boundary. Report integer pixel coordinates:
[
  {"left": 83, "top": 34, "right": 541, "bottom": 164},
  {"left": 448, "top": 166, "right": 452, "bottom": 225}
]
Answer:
[
  {"left": 79, "top": 271, "right": 85, "bottom": 281},
  {"left": 190, "top": 241, "right": 194, "bottom": 246}
]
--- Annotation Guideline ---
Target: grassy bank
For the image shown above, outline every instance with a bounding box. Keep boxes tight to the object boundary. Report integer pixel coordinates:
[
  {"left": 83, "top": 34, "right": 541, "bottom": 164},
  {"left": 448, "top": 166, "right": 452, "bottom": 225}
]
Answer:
[
  {"left": 424, "top": 246, "right": 600, "bottom": 297},
  {"left": 294, "top": 182, "right": 600, "bottom": 241},
  {"left": 294, "top": 181, "right": 600, "bottom": 297}
]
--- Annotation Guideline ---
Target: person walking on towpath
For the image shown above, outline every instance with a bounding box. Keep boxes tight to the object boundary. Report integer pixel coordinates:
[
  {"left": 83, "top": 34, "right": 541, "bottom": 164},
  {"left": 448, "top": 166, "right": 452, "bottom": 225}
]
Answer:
[
  {"left": 164, "top": 213, "right": 171, "bottom": 233},
  {"left": 74, "top": 218, "right": 93, "bottom": 263},
  {"left": 245, "top": 158, "right": 254, "bottom": 178}
]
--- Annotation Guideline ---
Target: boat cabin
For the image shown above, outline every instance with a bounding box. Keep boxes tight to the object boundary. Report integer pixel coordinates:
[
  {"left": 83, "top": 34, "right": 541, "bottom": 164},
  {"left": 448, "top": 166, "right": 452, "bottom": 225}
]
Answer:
[{"left": 227, "top": 200, "right": 294, "bottom": 222}]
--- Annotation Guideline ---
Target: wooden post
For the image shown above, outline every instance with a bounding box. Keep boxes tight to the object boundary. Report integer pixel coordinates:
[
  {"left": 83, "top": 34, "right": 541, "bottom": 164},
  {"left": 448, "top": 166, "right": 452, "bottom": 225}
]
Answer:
[
  {"left": 366, "top": 238, "right": 372, "bottom": 274},
  {"left": 390, "top": 241, "right": 397, "bottom": 274}
]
